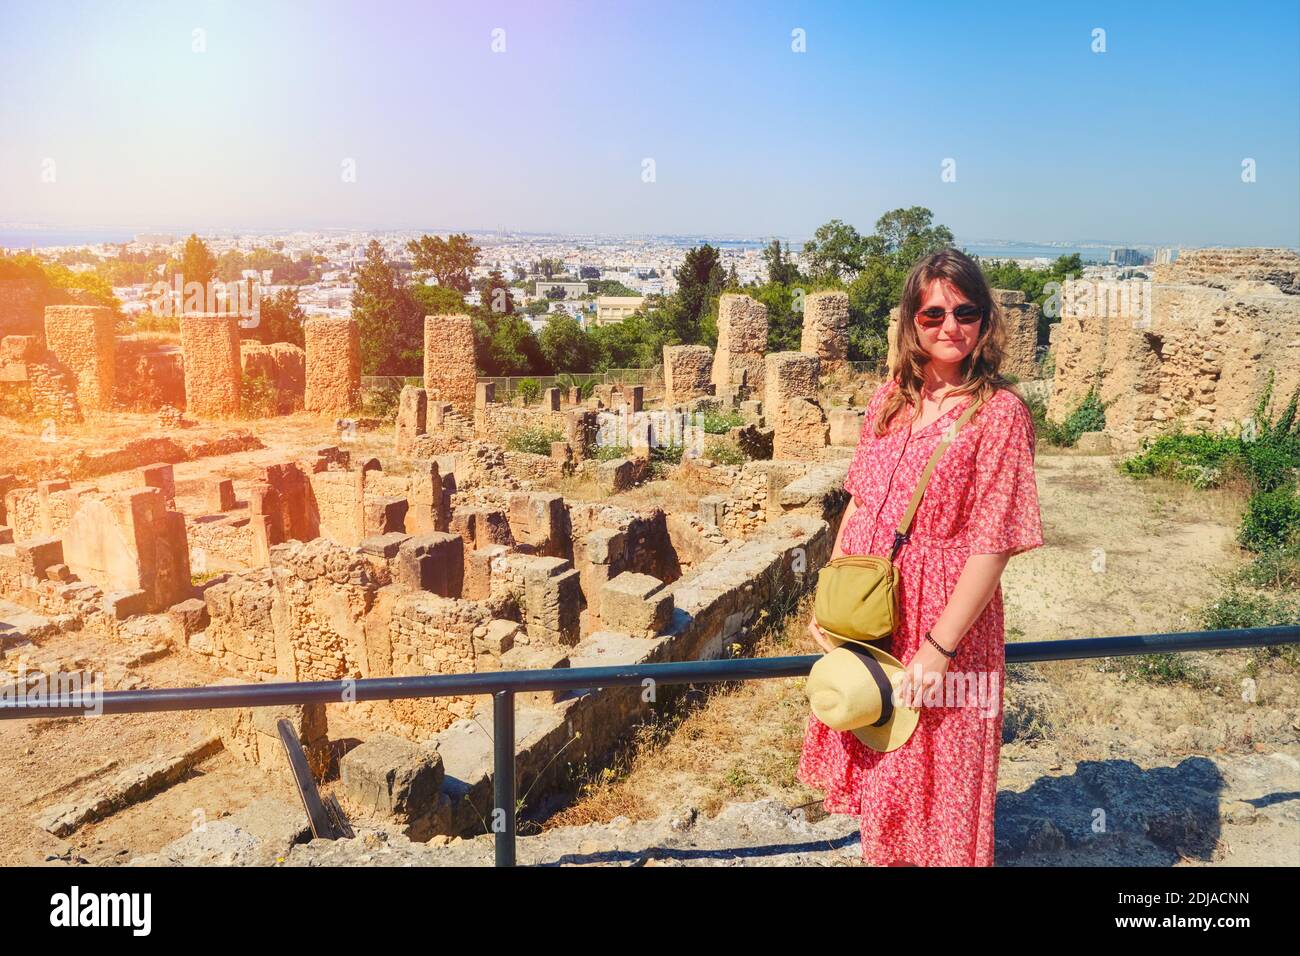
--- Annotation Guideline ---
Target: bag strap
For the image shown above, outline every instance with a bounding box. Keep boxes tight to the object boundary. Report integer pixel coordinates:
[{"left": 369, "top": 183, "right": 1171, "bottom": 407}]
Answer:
[{"left": 889, "top": 394, "right": 984, "bottom": 560}]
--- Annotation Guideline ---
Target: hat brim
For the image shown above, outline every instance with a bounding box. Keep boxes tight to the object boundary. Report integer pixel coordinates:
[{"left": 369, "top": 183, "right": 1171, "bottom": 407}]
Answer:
[{"left": 819, "top": 636, "right": 921, "bottom": 753}]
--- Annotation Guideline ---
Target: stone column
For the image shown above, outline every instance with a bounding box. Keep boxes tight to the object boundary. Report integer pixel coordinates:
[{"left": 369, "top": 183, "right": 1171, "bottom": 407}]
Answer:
[
  {"left": 180, "top": 314, "right": 241, "bottom": 418},
  {"left": 43, "top": 305, "right": 116, "bottom": 410},
  {"left": 801, "top": 291, "right": 849, "bottom": 377},
  {"left": 304, "top": 317, "right": 361, "bottom": 414},
  {"left": 423, "top": 314, "right": 477, "bottom": 415},
  {"left": 712, "top": 293, "right": 768, "bottom": 395}
]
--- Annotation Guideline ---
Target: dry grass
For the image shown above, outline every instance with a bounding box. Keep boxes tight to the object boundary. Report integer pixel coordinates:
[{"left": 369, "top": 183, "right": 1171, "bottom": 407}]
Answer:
[{"left": 541, "top": 591, "right": 824, "bottom": 830}]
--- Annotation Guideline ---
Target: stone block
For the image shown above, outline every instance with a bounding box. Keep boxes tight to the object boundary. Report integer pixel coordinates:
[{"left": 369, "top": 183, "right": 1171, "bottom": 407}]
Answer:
[
  {"left": 600, "top": 572, "right": 672, "bottom": 636},
  {"left": 395, "top": 532, "right": 464, "bottom": 597},
  {"left": 829, "top": 408, "right": 865, "bottom": 447},
  {"left": 206, "top": 478, "right": 236, "bottom": 513},
  {"left": 499, "top": 644, "right": 571, "bottom": 706},
  {"left": 339, "top": 734, "right": 446, "bottom": 838},
  {"left": 304, "top": 318, "right": 361, "bottom": 414}
]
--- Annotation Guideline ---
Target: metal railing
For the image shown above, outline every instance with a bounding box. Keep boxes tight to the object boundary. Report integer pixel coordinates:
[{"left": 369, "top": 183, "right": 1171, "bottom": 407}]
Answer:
[{"left": 1, "top": 625, "right": 1295, "bottom": 866}]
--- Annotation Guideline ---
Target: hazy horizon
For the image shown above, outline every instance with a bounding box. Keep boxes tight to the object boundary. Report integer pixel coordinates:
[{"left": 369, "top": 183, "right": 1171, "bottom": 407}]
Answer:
[{"left": 2, "top": 0, "right": 1297, "bottom": 248}]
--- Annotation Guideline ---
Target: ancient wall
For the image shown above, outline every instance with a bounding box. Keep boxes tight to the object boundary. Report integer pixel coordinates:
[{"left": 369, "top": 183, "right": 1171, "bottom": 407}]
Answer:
[
  {"left": 43, "top": 305, "right": 116, "bottom": 411},
  {"left": 381, "top": 593, "right": 487, "bottom": 734},
  {"left": 61, "top": 486, "right": 190, "bottom": 612},
  {"left": 0, "top": 334, "right": 82, "bottom": 424},
  {"left": 197, "top": 538, "right": 374, "bottom": 682},
  {"left": 992, "top": 290, "right": 1042, "bottom": 381},
  {"left": 1152, "top": 247, "right": 1299, "bottom": 291},
  {"left": 304, "top": 318, "right": 360, "bottom": 414},
  {"left": 1048, "top": 256, "right": 1300, "bottom": 446},
  {"left": 801, "top": 291, "right": 849, "bottom": 377},
  {"left": 241, "top": 340, "right": 306, "bottom": 414},
  {"left": 180, "top": 314, "right": 241, "bottom": 418},
  {"left": 764, "top": 352, "right": 826, "bottom": 460},
  {"left": 711, "top": 294, "right": 768, "bottom": 396},
  {"left": 115, "top": 339, "right": 184, "bottom": 411},
  {"left": 395, "top": 386, "right": 427, "bottom": 456},
  {"left": 424, "top": 314, "right": 477, "bottom": 415},
  {"left": 663, "top": 345, "right": 714, "bottom": 406}
]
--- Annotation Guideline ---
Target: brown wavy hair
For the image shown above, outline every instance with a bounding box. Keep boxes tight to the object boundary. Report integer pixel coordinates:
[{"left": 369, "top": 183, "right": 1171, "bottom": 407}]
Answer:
[{"left": 873, "top": 247, "right": 1021, "bottom": 437}]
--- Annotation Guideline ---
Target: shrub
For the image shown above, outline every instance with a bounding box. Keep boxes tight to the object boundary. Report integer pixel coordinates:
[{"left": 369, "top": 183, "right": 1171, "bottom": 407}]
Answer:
[
  {"left": 1024, "top": 387, "right": 1106, "bottom": 447},
  {"left": 240, "top": 369, "right": 277, "bottom": 419},
  {"left": 361, "top": 379, "right": 403, "bottom": 420},
  {"left": 516, "top": 377, "right": 542, "bottom": 405},
  {"left": 594, "top": 443, "right": 631, "bottom": 461},
  {"left": 701, "top": 408, "right": 744, "bottom": 434},
  {"left": 1056, "top": 387, "right": 1106, "bottom": 446},
  {"left": 555, "top": 372, "right": 597, "bottom": 401},
  {"left": 703, "top": 436, "right": 746, "bottom": 465},
  {"left": 649, "top": 442, "right": 685, "bottom": 478},
  {"left": 505, "top": 424, "right": 563, "bottom": 456},
  {"left": 1232, "top": 537, "right": 1300, "bottom": 591},
  {"left": 1200, "top": 584, "right": 1300, "bottom": 631},
  {"left": 1238, "top": 485, "right": 1300, "bottom": 553},
  {"left": 1119, "top": 430, "right": 1247, "bottom": 489},
  {"left": 1117, "top": 653, "right": 1209, "bottom": 687}
]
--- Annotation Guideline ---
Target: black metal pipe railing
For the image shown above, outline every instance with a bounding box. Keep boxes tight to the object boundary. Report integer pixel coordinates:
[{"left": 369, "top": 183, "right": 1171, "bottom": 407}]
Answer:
[{"left": 1, "top": 625, "right": 1295, "bottom": 865}]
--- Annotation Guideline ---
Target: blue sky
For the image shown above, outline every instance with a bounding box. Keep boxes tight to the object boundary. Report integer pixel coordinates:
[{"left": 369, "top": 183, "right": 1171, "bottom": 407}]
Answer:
[{"left": 1, "top": 0, "right": 1296, "bottom": 246}]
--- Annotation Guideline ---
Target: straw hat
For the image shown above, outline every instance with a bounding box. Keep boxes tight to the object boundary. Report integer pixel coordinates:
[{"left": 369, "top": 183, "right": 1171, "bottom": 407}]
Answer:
[{"left": 806, "top": 640, "right": 920, "bottom": 752}]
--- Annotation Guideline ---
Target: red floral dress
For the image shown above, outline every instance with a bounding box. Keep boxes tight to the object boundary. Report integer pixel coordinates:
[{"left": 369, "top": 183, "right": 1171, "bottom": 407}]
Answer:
[{"left": 797, "top": 377, "right": 1044, "bottom": 866}]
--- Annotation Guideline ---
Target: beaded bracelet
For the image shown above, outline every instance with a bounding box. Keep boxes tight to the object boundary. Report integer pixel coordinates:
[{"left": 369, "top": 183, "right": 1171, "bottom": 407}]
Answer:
[{"left": 925, "top": 630, "right": 959, "bottom": 660}]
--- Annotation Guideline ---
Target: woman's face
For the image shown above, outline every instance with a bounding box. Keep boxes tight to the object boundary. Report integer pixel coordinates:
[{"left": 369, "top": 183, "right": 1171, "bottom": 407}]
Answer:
[{"left": 914, "top": 277, "right": 982, "bottom": 365}]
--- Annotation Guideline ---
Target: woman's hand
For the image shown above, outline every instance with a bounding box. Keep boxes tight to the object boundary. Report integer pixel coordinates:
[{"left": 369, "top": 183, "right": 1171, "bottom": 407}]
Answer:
[
  {"left": 807, "top": 617, "right": 836, "bottom": 654},
  {"left": 895, "top": 641, "right": 953, "bottom": 708}
]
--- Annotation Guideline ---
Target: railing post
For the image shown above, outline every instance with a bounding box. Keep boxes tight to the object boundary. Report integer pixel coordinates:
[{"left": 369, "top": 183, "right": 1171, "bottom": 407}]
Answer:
[{"left": 493, "top": 689, "right": 516, "bottom": 867}]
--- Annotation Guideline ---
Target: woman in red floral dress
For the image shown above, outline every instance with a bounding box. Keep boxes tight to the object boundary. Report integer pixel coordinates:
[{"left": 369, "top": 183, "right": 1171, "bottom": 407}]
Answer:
[{"left": 797, "top": 248, "right": 1044, "bottom": 867}]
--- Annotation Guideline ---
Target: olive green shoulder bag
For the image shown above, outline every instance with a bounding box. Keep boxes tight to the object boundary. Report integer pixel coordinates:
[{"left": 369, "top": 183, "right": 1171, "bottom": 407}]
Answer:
[{"left": 813, "top": 395, "right": 985, "bottom": 651}]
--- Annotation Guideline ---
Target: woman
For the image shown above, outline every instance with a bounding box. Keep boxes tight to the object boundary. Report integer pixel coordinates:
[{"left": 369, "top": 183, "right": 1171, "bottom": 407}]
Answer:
[{"left": 797, "top": 247, "right": 1044, "bottom": 867}]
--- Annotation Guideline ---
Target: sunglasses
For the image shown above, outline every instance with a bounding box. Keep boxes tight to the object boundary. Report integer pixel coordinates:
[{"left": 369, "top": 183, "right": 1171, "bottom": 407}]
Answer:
[{"left": 915, "top": 303, "right": 985, "bottom": 328}]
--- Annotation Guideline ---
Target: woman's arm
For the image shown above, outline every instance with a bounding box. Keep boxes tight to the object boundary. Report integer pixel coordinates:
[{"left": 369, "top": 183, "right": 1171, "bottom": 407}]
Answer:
[
  {"left": 829, "top": 494, "right": 857, "bottom": 561},
  {"left": 926, "top": 552, "right": 1012, "bottom": 653},
  {"left": 808, "top": 494, "right": 858, "bottom": 652}
]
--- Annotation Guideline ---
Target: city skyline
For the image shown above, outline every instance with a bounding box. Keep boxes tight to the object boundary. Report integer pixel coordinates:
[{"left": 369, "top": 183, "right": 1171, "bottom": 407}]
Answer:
[{"left": 2, "top": 0, "right": 1297, "bottom": 247}]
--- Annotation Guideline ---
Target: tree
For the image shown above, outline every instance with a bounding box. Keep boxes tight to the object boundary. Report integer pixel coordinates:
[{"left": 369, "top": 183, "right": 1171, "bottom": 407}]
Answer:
[
  {"left": 406, "top": 233, "right": 481, "bottom": 293},
  {"left": 801, "top": 219, "right": 865, "bottom": 282},
  {"left": 352, "top": 239, "right": 423, "bottom": 374},
  {"left": 253, "top": 288, "right": 306, "bottom": 347},
  {"left": 870, "top": 206, "right": 954, "bottom": 262},
  {"left": 475, "top": 270, "right": 516, "bottom": 315},
  {"left": 588, "top": 313, "right": 662, "bottom": 371},
  {"left": 533, "top": 257, "right": 565, "bottom": 280},
  {"left": 480, "top": 312, "right": 546, "bottom": 375},
  {"left": 410, "top": 282, "right": 465, "bottom": 319},
  {"left": 181, "top": 234, "right": 217, "bottom": 288},
  {"left": 664, "top": 244, "right": 724, "bottom": 344},
  {"left": 763, "top": 239, "right": 802, "bottom": 286},
  {"left": 590, "top": 279, "right": 640, "bottom": 297},
  {"left": 539, "top": 314, "right": 595, "bottom": 372},
  {"left": 801, "top": 207, "right": 958, "bottom": 361}
]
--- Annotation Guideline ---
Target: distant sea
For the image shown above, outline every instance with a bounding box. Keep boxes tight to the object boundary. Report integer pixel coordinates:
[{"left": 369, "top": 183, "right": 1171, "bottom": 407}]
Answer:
[
  {"left": 0, "top": 228, "right": 135, "bottom": 250},
  {"left": 958, "top": 242, "right": 1111, "bottom": 263}
]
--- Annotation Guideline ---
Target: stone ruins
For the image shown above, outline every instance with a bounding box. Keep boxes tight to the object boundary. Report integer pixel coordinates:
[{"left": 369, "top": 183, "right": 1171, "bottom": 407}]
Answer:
[
  {"left": 1, "top": 250, "right": 1294, "bottom": 848},
  {"left": 1049, "top": 248, "right": 1300, "bottom": 446}
]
